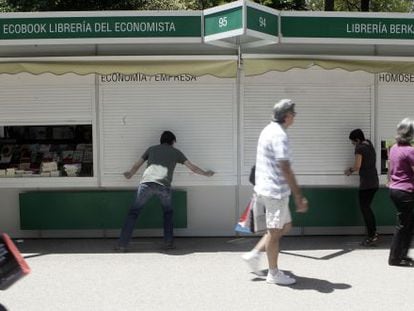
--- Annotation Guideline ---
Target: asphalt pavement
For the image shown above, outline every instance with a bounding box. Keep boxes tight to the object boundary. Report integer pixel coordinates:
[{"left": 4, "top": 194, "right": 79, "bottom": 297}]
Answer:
[{"left": 0, "top": 235, "right": 413, "bottom": 311}]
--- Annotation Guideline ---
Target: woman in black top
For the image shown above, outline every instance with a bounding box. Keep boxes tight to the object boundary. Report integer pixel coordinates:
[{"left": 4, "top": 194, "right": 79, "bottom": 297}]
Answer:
[{"left": 345, "top": 129, "right": 379, "bottom": 246}]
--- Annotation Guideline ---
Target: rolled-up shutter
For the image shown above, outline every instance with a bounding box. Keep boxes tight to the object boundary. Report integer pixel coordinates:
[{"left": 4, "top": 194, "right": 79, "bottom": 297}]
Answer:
[{"left": 0, "top": 73, "right": 94, "bottom": 125}]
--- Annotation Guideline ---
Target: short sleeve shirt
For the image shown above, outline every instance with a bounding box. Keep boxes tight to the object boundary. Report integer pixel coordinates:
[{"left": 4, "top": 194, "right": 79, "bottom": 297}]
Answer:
[
  {"left": 355, "top": 141, "right": 379, "bottom": 190},
  {"left": 254, "top": 122, "right": 291, "bottom": 199},
  {"left": 140, "top": 144, "right": 187, "bottom": 187},
  {"left": 389, "top": 144, "right": 414, "bottom": 192}
]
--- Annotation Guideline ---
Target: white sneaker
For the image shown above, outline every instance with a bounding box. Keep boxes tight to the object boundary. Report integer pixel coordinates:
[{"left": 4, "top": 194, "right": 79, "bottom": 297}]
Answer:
[
  {"left": 266, "top": 270, "right": 296, "bottom": 285},
  {"left": 242, "top": 252, "right": 261, "bottom": 274}
]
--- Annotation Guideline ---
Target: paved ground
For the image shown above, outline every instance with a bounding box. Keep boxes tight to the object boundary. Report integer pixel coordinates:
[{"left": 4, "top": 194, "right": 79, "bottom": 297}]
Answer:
[{"left": 0, "top": 235, "right": 413, "bottom": 311}]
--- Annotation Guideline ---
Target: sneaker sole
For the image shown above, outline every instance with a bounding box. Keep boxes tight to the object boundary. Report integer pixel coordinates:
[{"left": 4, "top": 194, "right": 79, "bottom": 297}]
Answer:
[{"left": 266, "top": 279, "right": 296, "bottom": 285}]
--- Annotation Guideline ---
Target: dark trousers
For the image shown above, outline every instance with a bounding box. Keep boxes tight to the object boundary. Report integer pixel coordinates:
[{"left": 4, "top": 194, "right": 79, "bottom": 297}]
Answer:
[
  {"left": 389, "top": 189, "right": 414, "bottom": 262},
  {"left": 358, "top": 188, "right": 378, "bottom": 237}
]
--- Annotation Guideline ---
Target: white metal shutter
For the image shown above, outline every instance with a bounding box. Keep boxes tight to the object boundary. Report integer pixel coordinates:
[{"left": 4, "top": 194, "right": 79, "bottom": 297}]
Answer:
[
  {"left": 377, "top": 83, "right": 414, "bottom": 144},
  {"left": 100, "top": 76, "right": 237, "bottom": 186},
  {"left": 243, "top": 68, "right": 373, "bottom": 185},
  {"left": 0, "top": 73, "right": 94, "bottom": 125}
]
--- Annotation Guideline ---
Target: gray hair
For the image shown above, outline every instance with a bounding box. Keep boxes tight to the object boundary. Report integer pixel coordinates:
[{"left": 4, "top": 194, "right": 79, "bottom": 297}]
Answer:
[
  {"left": 272, "top": 99, "right": 295, "bottom": 123},
  {"left": 396, "top": 118, "right": 414, "bottom": 145}
]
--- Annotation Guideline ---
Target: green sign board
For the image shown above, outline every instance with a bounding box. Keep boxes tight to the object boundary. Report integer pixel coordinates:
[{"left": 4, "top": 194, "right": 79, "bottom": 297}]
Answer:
[
  {"left": 0, "top": 15, "right": 201, "bottom": 40},
  {"left": 204, "top": 7, "right": 243, "bottom": 38},
  {"left": 203, "top": 1, "right": 278, "bottom": 44},
  {"left": 282, "top": 15, "right": 414, "bottom": 41},
  {"left": 246, "top": 6, "right": 278, "bottom": 37},
  {"left": 10, "top": 7, "right": 414, "bottom": 46}
]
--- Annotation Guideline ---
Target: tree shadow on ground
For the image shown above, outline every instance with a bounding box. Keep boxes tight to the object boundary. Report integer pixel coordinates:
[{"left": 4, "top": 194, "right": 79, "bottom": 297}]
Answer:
[
  {"left": 16, "top": 235, "right": 392, "bottom": 259},
  {"left": 280, "top": 248, "right": 353, "bottom": 260}
]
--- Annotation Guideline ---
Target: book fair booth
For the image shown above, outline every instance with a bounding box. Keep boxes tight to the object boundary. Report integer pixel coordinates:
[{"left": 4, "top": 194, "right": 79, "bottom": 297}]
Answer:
[{"left": 1, "top": 0, "right": 414, "bottom": 238}]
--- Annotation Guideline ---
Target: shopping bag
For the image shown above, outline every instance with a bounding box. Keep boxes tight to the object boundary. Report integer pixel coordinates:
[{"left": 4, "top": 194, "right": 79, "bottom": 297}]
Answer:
[
  {"left": 0, "top": 233, "right": 31, "bottom": 290},
  {"left": 234, "top": 198, "right": 255, "bottom": 234},
  {"left": 251, "top": 196, "right": 267, "bottom": 233},
  {"left": 235, "top": 195, "right": 267, "bottom": 234}
]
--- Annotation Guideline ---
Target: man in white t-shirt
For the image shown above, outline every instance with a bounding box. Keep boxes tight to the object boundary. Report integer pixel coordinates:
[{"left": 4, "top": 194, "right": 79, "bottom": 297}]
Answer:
[{"left": 242, "top": 99, "right": 308, "bottom": 285}]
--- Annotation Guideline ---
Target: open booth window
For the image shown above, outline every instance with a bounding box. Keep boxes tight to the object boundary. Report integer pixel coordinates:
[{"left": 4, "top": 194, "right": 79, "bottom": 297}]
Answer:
[{"left": 0, "top": 125, "right": 93, "bottom": 177}]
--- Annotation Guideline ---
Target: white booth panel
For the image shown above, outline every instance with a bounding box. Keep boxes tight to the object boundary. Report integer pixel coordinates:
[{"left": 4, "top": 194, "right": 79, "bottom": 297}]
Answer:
[
  {"left": 242, "top": 68, "right": 374, "bottom": 185},
  {"left": 100, "top": 74, "right": 237, "bottom": 186},
  {"left": 378, "top": 82, "right": 414, "bottom": 143}
]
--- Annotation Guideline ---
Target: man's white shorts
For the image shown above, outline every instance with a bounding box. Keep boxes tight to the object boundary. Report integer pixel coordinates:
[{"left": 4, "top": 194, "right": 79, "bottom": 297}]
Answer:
[{"left": 256, "top": 195, "right": 292, "bottom": 229}]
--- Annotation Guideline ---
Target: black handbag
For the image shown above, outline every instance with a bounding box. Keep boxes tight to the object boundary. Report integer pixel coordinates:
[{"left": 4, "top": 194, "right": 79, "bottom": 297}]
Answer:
[
  {"left": 0, "top": 233, "right": 31, "bottom": 290},
  {"left": 249, "top": 165, "right": 256, "bottom": 185}
]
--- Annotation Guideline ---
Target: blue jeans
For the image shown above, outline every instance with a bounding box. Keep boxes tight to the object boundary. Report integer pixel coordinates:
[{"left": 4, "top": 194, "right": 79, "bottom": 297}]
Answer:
[{"left": 118, "top": 182, "right": 173, "bottom": 247}]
